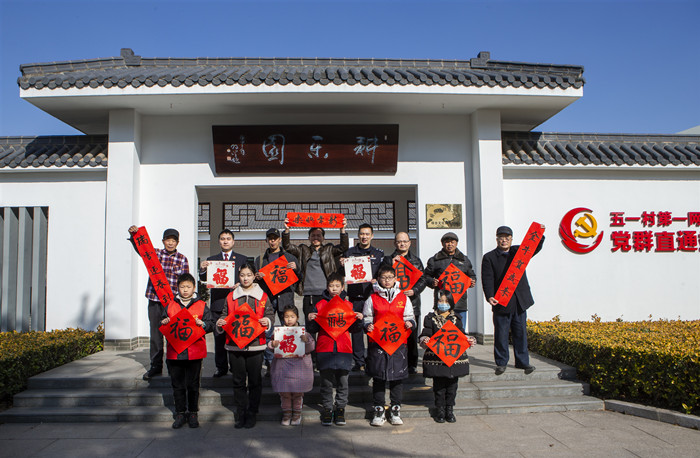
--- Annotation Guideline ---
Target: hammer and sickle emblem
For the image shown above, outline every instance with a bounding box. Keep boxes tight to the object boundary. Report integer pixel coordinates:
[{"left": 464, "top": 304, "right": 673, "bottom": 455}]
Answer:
[{"left": 573, "top": 213, "right": 597, "bottom": 238}]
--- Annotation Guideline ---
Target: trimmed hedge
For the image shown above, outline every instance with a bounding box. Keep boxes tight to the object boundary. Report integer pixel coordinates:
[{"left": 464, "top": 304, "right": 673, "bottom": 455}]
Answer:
[
  {"left": 527, "top": 319, "right": 700, "bottom": 415},
  {"left": 0, "top": 327, "right": 104, "bottom": 403}
]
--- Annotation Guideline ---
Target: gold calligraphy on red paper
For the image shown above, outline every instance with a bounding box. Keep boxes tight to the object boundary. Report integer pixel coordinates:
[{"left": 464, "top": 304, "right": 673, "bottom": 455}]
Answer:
[
  {"left": 368, "top": 313, "right": 410, "bottom": 356},
  {"left": 222, "top": 303, "right": 265, "bottom": 349},
  {"left": 132, "top": 226, "right": 174, "bottom": 306},
  {"left": 437, "top": 263, "right": 472, "bottom": 303},
  {"left": 316, "top": 296, "right": 356, "bottom": 340},
  {"left": 392, "top": 256, "right": 423, "bottom": 291},
  {"left": 259, "top": 256, "right": 298, "bottom": 296},
  {"left": 159, "top": 307, "right": 205, "bottom": 354},
  {"left": 286, "top": 212, "right": 345, "bottom": 229},
  {"left": 494, "top": 222, "right": 545, "bottom": 306},
  {"left": 425, "top": 320, "right": 470, "bottom": 367}
]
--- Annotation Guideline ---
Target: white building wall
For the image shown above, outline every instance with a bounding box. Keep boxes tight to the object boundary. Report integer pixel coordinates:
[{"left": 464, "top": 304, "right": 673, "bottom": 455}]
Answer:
[
  {"left": 0, "top": 172, "right": 107, "bottom": 330},
  {"left": 503, "top": 168, "right": 700, "bottom": 321}
]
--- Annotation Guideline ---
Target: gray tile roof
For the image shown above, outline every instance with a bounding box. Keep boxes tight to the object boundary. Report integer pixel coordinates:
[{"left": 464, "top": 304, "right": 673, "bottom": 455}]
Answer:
[
  {"left": 0, "top": 135, "right": 108, "bottom": 169},
  {"left": 502, "top": 132, "right": 700, "bottom": 167},
  {"left": 18, "top": 49, "right": 585, "bottom": 91}
]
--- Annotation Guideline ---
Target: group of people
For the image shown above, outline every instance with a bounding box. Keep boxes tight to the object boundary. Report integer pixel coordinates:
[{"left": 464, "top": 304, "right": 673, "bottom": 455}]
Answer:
[{"left": 128, "top": 219, "right": 544, "bottom": 429}]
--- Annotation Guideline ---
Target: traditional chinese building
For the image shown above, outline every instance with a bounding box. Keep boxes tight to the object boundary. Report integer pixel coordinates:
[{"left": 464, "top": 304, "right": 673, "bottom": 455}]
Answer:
[{"left": 1, "top": 49, "right": 698, "bottom": 347}]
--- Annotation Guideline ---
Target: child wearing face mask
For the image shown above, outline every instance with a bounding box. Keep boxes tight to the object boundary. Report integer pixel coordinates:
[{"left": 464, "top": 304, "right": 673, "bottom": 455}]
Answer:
[{"left": 419, "top": 289, "right": 477, "bottom": 424}]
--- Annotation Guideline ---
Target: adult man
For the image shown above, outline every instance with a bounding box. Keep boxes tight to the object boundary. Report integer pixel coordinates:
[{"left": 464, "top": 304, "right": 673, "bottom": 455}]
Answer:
[
  {"left": 128, "top": 226, "right": 190, "bottom": 380},
  {"left": 282, "top": 217, "right": 348, "bottom": 327},
  {"left": 199, "top": 229, "right": 248, "bottom": 378},
  {"left": 381, "top": 232, "right": 427, "bottom": 374},
  {"left": 343, "top": 223, "right": 384, "bottom": 371},
  {"left": 255, "top": 227, "right": 301, "bottom": 375},
  {"left": 481, "top": 225, "right": 545, "bottom": 376},
  {"left": 424, "top": 232, "right": 476, "bottom": 332}
]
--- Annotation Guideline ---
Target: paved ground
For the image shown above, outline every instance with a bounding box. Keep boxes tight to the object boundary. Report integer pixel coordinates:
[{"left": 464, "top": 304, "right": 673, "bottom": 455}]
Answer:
[{"left": 1, "top": 410, "right": 698, "bottom": 457}]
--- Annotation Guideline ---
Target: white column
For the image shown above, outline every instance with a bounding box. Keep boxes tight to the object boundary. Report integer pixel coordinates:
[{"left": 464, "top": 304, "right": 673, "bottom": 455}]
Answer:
[
  {"left": 104, "top": 109, "right": 142, "bottom": 348},
  {"left": 470, "top": 110, "right": 504, "bottom": 341}
]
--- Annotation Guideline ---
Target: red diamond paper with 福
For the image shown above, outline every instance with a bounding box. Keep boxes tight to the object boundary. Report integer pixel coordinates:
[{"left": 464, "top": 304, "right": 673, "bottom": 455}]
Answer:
[
  {"left": 222, "top": 303, "right": 265, "bottom": 349},
  {"left": 437, "top": 263, "right": 472, "bottom": 303},
  {"left": 259, "top": 256, "right": 298, "bottom": 296},
  {"left": 159, "top": 307, "right": 205, "bottom": 355},
  {"left": 316, "top": 295, "right": 356, "bottom": 340},
  {"left": 286, "top": 212, "right": 344, "bottom": 229},
  {"left": 392, "top": 256, "right": 423, "bottom": 291},
  {"left": 425, "top": 319, "right": 470, "bottom": 367},
  {"left": 368, "top": 313, "right": 410, "bottom": 356}
]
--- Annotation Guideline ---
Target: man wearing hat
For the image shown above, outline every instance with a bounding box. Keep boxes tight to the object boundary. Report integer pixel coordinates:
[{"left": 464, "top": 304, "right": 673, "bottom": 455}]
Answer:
[
  {"left": 424, "top": 232, "right": 477, "bottom": 331},
  {"left": 255, "top": 228, "right": 301, "bottom": 374},
  {"left": 199, "top": 229, "right": 248, "bottom": 378},
  {"left": 128, "top": 225, "right": 190, "bottom": 380},
  {"left": 481, "top": 225, "right": 545, "bottom": 375}
]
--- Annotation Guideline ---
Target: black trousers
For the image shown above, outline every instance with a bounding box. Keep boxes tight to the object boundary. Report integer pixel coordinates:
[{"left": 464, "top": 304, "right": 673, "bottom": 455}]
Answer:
[
  {"left": 148, "top": 300, "right": 165, "bottom": 369},
  {"left": 212, "top": 310, "right": 229, "bottom": 373},
  {"left": 407, "top": 305, "right": 420, "bottom": 369},
  {"left": 350, "top": 298, "right": 366, "bottom": 367},
  {"left": 372, "top": 378, "right": 403, "bottom": 406},
  {"left": 433, "top": 376, "right": 458, "bottom": 408},
  {"left": 166, "top": 359, "right": 202, "bottom": 413},
  {"left": 493, "top": 308, "right": 529, "bottom": 367},
  {"left": 229, "top": 350, "right": 264, "bottom": 413}
]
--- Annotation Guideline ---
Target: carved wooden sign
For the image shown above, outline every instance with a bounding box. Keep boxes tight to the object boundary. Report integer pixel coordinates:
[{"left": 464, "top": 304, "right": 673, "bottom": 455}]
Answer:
[{"left": 212, "top": 125, "right": 399, "bottom": 174}]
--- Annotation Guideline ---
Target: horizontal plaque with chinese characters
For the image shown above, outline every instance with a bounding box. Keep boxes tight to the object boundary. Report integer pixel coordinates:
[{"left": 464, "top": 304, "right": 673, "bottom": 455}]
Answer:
[{"left": 212, "top": 125, "right": 399, "bottom": 174}]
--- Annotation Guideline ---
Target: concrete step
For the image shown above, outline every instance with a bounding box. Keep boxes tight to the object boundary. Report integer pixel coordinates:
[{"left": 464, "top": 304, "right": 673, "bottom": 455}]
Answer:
[{"left": 0, "top": 395, "right": 604, "bottom": 423}]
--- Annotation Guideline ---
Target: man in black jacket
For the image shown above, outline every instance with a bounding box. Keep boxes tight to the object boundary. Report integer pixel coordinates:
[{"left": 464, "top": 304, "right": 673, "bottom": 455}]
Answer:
[
  {"left": 199, "top": 229, "right": 248, "bottom": 377},
  {"left": 381, "top": 232, "right": 427, "bottom": 373},
  {"left": 424, "top": 232, "right": 477, "bottom": 332},
  {"left": 481, "top": 225, "right": 545, "bottom": 375}
]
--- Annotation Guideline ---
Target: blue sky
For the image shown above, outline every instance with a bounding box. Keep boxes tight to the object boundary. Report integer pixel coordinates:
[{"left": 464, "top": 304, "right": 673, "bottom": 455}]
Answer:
[{"left": 0, "top": 0, "right": 698, "bottom": 136}]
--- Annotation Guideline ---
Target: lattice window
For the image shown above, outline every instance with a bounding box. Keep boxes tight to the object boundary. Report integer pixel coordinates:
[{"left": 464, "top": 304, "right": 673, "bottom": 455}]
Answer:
[
  {"left": 198, "top": 203, "right": 210, "bottom": 232},
  {"left": 223, "top": 202, "right": 395, "bottom": 232},
  {"left": 408, "top": 201, "right": 417, "bottom": 231}
]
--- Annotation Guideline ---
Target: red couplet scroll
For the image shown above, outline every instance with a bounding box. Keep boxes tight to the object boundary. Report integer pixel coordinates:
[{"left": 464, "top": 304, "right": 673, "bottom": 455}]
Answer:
[
  {"left": 259, "top": 256, "right": 299, "bottom": 296},
  {"left": 368, "top": 313, "right": 410, "bottom": 356},
  {"left": 222, "top": 303, "right": 266, "bottom": 349},
  {"left": 392, "top": 256, "right": 423, "bottom": 291},
  {"left": 159, "top": 307, "right": 205, "bottom": 355},
  {"left": 437, "top": 263, "right": 472, "bottom": 304},
  {"left": 316, "top": 296, "right": 356, "bottom": 340},
  {"left": 286, "top": 212, "right": 344, "bottom": 228},
  {"left": 494, "top": 222, "right": 545, "bottom": 306},
  {"left": 425, "top": 320, "right": 471, "bottom": 367},
  {"left": 132, "top": 226, "right": 174, "bottom": 306}
]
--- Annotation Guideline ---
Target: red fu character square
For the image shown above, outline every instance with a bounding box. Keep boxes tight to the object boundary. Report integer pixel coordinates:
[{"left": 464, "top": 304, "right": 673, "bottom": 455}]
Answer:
[
  {"left": 159, "top": 308, "right": 205, "bottom": 355},
  {"left": 316, "top": 295, "right": 356, "bottom": 340},
  {"left": 392, "top": 255, "right": 423, "bottom": 291},
  {"left": 368, "top": 313, "right": 410, "bottom": 356},
  {"left": 259, "top": 256, "right": 298, "bottom": 295},
  {"left": 222, "top": 304, "right": 265, "bottom": 349},
  {"left": 426, "top": 320, "right": 471, "bottom": 367},
  {"left": 437, "top": 263, "right": 472, "bottom": 303}
]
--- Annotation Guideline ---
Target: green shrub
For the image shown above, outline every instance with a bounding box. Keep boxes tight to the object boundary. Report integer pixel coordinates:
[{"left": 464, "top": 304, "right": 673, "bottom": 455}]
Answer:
[
  {"left": 528, "top": 320, "right": 700, "bottom": 415},
  {"left": 0, "top": 327, "right": 104, "bottom": 403}
]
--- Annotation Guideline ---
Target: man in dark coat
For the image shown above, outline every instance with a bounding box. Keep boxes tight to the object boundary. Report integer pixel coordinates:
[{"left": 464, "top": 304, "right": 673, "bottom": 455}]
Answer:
[
  {"left": 198, "top": 229, "right": 248, "bottom": 377},
  {"left": 481, "top": 225, "right": 545, "bottom": 375},
  {"left": 423, "top": 232, "right": 477, "bottom": 332},
  {"left": 381, "top": 231, "right": 427, "bottom": 373}
]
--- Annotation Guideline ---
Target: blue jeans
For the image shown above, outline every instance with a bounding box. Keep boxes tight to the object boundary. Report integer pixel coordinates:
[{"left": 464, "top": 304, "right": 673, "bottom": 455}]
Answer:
[{"left": 455, "top": 310, "right": 467, "bottom": 332}]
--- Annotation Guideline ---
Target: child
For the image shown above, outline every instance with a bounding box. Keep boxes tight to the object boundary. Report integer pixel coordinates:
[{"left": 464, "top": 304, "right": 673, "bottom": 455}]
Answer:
[
  {"left": 419, "top": 289, "right": 477, "bottom": 423},
  {"left": 307, "top": 273, "right": 363, "bottom": 426},
  {"left": 363, "top": 265, "right": 415, "bottom": 427},
  {"left": 216, "top": 263, "right": 274, "bottom": 429},
  {"left": 159, "top": 273, "right": 214, "bottom": 429},
  {"left": 268, "top": 305, "right": 315, "bottom": 426}
]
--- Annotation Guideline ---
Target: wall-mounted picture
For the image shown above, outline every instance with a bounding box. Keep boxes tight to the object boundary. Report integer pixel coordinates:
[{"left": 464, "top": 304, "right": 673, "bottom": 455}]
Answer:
[{"left": 425, "top": 204, "right": 462, "bottom": 229}]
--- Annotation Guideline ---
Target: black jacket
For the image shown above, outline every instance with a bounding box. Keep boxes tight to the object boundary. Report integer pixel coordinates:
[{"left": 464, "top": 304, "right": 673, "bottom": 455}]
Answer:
[
  {"left": 381, "top": 250, "right": 427, "bottom": 315},
  {"left": 424, "top": 248, "right": 477, "bottom": 312},
  {"left": 481, "top": 236, "right": 545, "bottom": 315},
  {"left": 254, "top": 248, "right": 300, "bottom": 310},
  {"left": 282, "top": 231, "right": 349, "bottom": 295},
  {"left": 198, "top": 251, "right": 249, "bottom": 314},
  {"left": 419, "top": 312, "right": 470, "bottom": 378},
  {"left": 344, "top": 244, "right": 384, "bottom": 301}
]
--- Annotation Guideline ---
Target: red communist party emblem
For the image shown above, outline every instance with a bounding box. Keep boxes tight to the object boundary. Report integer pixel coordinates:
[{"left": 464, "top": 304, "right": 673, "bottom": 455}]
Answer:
[{"left": 559, "top": 207, "right": 604, "bottom": 254}]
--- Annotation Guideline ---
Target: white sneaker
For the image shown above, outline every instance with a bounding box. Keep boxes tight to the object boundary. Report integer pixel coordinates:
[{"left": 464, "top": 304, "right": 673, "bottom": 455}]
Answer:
[
  {"left": 389, "top": 405, "right": 403, "bottom": 425},
  {"left": 370, "top": 406, "right": 386, "bottom": 426}
]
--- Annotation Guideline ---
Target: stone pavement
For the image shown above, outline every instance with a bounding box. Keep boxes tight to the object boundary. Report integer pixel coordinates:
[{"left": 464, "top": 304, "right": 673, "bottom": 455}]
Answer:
[{"left": 1, "top": 410, "right": 698, "bottom": 457}]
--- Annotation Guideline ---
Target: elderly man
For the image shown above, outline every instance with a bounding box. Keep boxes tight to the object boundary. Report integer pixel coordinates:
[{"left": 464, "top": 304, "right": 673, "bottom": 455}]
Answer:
[
  {"left": 424, "top": 232, "right": 476, "bottom": 332},
  {"left": 381, "top": 232, "right": 427, "bottom": 374},
  {"left": 481, "top": 225, "right": 545, "bottom": 376}
]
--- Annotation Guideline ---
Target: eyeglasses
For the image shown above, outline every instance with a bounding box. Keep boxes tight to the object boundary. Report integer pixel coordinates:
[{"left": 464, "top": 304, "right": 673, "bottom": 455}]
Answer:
[
  {"left": 379, "top": 275, "right": 396, "bottom": 280},
  {"left": 496, "top": 235, "right": 512, "bottom": 240}
]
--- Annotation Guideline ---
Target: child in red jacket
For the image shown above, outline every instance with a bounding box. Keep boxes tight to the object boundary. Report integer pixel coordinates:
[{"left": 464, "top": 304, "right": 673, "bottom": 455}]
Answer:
[
  {"left": 307, "top": 273, "right": 363, "bottom": 426},
  {"left": 160, "top": 273, "right": 214, "bottom": 429}
]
